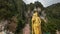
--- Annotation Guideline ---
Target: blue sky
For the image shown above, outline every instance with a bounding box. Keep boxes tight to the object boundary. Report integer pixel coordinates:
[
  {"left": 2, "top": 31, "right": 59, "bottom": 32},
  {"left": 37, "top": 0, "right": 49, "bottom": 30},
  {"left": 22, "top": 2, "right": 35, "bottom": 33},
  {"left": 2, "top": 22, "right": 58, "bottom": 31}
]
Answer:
[{"left": 23, "top": 0, "right": 60, "bottom": 7}]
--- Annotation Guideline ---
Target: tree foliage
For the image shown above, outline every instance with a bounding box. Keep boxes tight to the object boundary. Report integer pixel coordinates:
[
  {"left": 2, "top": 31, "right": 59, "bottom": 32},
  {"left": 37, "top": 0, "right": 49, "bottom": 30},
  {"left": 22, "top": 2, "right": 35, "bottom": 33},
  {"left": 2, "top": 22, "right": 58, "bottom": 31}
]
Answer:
[
  {"left": 46, "top": 3, "right": 60, "bottom": 32},
  {"left": 0, "top": 0, "right": 17, "bottom": 20},
  {"left": 0, "top": 0, "right": 60, "bottom": 34}
]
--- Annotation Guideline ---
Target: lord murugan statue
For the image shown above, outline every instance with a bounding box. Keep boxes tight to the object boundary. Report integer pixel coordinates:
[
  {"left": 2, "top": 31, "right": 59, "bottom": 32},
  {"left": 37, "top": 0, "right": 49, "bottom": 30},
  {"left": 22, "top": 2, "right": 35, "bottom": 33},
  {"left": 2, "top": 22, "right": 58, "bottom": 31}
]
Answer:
[{"left": 32, "top": 10, "right": 42, "bottom": 34}]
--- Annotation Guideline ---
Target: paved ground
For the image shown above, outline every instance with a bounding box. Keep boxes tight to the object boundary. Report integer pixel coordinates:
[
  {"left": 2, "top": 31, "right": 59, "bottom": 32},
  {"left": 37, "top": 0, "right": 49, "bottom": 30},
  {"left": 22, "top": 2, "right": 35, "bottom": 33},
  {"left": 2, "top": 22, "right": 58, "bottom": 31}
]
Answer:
[
  {"left": 0, "top": 31, "right": 6, "bottom": 34},
  {"left": 23, "top": 24, "right": 30, "bottom": 34}
]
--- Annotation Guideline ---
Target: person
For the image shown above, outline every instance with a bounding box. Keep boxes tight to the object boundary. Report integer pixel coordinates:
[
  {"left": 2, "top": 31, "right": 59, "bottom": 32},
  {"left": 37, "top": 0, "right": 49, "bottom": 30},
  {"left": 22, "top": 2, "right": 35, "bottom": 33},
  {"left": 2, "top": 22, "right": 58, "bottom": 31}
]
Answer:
[{"left": 32, "top": 11, "right": 42, "bottom": 34}]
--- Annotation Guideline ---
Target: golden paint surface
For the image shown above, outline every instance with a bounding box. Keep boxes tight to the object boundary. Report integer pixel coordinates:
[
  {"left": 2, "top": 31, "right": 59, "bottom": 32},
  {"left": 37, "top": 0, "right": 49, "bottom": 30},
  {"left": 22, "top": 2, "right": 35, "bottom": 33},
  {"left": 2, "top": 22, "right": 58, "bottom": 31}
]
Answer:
[{"left": 32, "top": 12, "right": 42, "bottom": 34}]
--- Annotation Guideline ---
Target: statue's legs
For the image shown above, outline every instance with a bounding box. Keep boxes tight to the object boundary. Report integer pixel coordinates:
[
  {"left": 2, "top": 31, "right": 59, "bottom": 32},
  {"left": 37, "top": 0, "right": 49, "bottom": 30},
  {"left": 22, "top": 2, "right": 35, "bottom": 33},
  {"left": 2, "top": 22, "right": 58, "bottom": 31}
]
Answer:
[
  {"left": 34, "top": 26, "right": 40, "bottom": 34},
  {"left": 40, "top": 26, "right": 42, "bottom": 34}
]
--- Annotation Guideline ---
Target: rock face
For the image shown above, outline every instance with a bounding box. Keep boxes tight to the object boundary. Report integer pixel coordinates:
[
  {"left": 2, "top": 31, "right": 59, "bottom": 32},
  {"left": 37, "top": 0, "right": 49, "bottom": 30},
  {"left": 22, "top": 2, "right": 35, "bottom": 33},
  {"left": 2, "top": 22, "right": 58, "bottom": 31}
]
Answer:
[
  {"left": 0, "top": 20, "right": 8, "bottom": 32},
  {"left": 56, "top": 30, "right": 60, "bottom": 34},
  {"left": 7, "top": 16, "right": 17, "bottom": 33},
  {"left": 0, "top": 16, "right": 17, "bottom": 34},
  {"left": 0, "top": 31, "right": 5, "bottom": 34},
  {"left": 8, "top": 21, "right": 17, "bottom": 32},
  {"left": 23, "top": 24, "right": 30, "bottom": 34}
]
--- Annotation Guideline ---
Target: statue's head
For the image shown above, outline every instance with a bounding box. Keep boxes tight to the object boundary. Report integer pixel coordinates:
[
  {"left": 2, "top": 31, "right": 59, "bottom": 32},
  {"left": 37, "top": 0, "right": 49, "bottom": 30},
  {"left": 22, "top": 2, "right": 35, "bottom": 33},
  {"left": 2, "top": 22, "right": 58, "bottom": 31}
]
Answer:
[
  {"left": 33, "top": 7, "right": 38, "bottom": 13},
  {"left": 33, "top": 7, "right": 38, "bottom": 16},
  {"left": 33, "top": 11, "right": 38, "bottom": 17},
  {"left": 33, "top": 7, "right": 41, "bottom": 17}
]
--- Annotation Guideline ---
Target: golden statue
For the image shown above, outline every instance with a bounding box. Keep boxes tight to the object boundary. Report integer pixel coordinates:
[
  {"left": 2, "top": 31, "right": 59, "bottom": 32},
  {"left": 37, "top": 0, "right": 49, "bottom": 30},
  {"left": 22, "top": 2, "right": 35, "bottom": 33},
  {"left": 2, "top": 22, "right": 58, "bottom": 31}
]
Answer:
[{"left": 32, "top": 11, "right": 42, "bottom": 34}]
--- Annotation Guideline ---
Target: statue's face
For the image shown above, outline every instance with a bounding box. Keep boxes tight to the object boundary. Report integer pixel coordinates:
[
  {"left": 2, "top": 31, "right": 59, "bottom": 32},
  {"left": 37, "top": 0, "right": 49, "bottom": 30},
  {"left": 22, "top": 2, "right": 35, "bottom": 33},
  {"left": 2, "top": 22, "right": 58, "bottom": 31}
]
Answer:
[{"left": 33, "top": 12, "right": 38, "bottom": 17}]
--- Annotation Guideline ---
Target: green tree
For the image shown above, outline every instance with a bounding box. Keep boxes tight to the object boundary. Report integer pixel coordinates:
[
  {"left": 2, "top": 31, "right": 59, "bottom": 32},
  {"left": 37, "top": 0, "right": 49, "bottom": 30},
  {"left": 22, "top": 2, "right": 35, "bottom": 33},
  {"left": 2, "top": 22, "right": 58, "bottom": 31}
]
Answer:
[
  {"left": 46, "top": 3, "right": 60, "bottom": 34},
  {"left": 0, "top": 0, "right": 17, "bottom": 20}
]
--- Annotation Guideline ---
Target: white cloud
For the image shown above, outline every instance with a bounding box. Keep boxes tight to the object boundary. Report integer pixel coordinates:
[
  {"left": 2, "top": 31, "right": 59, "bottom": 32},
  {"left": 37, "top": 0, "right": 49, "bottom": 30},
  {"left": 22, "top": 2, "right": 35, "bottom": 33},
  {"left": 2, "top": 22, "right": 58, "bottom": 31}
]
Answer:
[
  {"left": 23, "top": 0, "right": 37, "bottom": 4},
  {"left": 38, "top": 0, "right": 60, "bottom": 7},
  {"left": 23, "top": 0, "right": 60, "bottom": 7}
]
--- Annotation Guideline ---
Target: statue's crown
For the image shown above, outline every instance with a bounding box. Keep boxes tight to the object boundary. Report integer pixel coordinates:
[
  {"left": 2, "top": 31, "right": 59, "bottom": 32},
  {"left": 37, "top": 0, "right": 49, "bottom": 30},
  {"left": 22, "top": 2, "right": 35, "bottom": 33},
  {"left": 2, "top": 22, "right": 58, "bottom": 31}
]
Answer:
[{"left": 34, "top": 7, "right": 37, "bottom": 11}]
